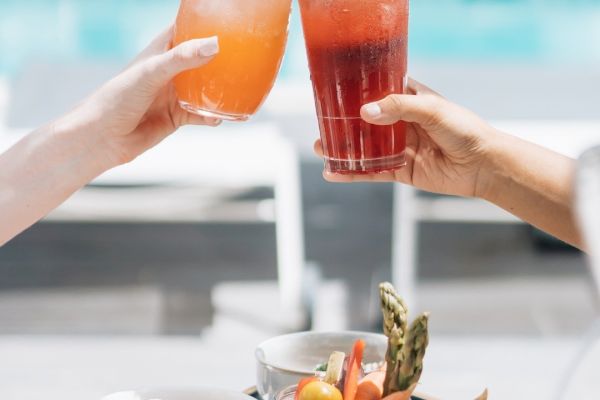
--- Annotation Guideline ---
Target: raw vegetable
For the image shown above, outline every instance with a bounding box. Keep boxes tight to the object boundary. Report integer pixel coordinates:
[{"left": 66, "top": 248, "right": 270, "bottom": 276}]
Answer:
[
  {"left": 299, "top": 381, "right": 343, "bottom": 400},
  {"left": 324, "top": 351, "right": 346, "bottom": 385},
  {"left": 380, "top": 386, "right": 416, "bottom": 400},
  {"left": 295, "top": 377, "right": 320, "bottom": 400},
  {"left": 354, "top": 371, "right": 385, "bottom": 400},
  {"left": 379, "top": 282, "right": 430, "bottom": 396},
  {"left": 315, "top": 363, "right": 328, "bottom": 372},
  {"left": 379, "top": 282, "right": 408, "bottom": 396},
  {"left": 343, "top": 339, "right": 365, "bottom": 400},
  {"left": 397, "top": 314, "right": 429, "bottom": 391}
]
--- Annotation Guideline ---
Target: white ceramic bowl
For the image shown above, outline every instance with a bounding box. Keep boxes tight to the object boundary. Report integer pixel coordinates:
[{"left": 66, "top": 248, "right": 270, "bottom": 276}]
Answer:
[{"left": 255, "top": 331, "right": 387, "bottom": 400}]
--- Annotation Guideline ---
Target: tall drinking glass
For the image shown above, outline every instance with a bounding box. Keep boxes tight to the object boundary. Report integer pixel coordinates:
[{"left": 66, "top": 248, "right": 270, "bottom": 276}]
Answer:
[
  {"left": 558, "top": 146, "right": 600, "bottom": 400},
  {"left": 173, "top": 0, "right": 292, "bottom": 121},
  {"left": 299, "top": 0, "right": 409, "bottom": 174}
]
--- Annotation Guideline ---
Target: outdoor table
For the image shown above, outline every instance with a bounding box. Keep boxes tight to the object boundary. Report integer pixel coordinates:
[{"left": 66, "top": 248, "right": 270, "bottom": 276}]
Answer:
[{"left": 0, "top": 335, "right": 581, "bottom": 400}]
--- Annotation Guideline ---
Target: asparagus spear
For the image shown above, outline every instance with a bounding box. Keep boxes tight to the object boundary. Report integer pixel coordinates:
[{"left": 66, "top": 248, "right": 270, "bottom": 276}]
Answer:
[
  {"left": 380, "top": 283, "right": 482, "bottom": 397},
  {"left": 397, "top": 313, "right": 430, "bottom": 391},
  {"left": 380, "top": 282, "right": 408, "bottom": 337},
  {"left": 379, "top": 282, "right": 409, "bottom": 396},
  {"left": 380, "top": 283, "right": 430, "bottom": 395}
]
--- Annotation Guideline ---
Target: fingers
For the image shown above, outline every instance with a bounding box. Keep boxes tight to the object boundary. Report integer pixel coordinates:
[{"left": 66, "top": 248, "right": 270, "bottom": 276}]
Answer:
[
  {"left": 129, "top": 25, "right": 175, "bottom": 67},
  {"left": 407, "top": 78, "right": 440, "bottom": 96},
  {"left": 359, "top": 78, "right": 445, "bottom": 127},
  {"left": 323, "top": 170, "right": 398, "bottom": 183},
  {"left": 322, "top": 171, "right": 356, "bottom": 183},
  {"left": 314, "top": 140, "right": 407, "bottom": 184},
  {"left": 360, "top": 92, "right": 443, "bottom": 127},
  {"left": 314, "top": 139, "right": 401, "bottom": 183},
  {"left": 140, "top": 36, "right": 219, "bottom": 93},
  {"left": 314, "top": 139, "right": 324, "bottom": 157},
  {"left": 146, "top": 25, "right": 176, "bottom": 54}
]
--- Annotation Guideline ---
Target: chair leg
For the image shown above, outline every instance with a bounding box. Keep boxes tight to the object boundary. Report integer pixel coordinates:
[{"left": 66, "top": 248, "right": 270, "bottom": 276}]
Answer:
[
  {"left": 273, "top": 137, "right": 307, "bottom": 328},
  {"left": 392, "top": 184, "right": 418, "bottom": 310}
]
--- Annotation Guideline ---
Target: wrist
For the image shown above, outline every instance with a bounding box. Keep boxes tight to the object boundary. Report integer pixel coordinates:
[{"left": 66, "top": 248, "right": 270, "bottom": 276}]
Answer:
[
  {"left": 52, "top": 109, "right": 117, "bottom": 174},
  {"left": 474, "top": 128, "right": 513, "bottom": 203}
]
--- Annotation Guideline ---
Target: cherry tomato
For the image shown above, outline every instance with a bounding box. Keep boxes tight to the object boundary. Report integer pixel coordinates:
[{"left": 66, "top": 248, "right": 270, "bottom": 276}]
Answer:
[{"left": 298, "top": 381, "right": 343, "bottom": 400}]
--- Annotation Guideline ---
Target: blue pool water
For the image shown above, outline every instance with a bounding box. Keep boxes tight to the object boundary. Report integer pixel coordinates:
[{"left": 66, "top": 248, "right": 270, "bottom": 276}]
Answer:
[{"left": 1, "top": 0, "right": 600, "bottom": 80}]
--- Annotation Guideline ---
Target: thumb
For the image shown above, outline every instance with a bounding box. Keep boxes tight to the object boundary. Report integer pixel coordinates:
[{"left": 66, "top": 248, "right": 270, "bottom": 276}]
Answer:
[
  {"left": 360, "top": 93, "right": 442, "bottom": 127},
  {"left": 138, "top": 36, "right": 219, "bottom": 92}
]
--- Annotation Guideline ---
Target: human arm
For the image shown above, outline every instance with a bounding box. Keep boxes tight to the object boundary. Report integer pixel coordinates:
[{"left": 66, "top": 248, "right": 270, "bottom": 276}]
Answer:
[
  {"left": 477, "top": 130, "right": 579, "bottom": 249},
  {"left": 0, "top": 27, "right": 219, "bottom": 246},
  {"left": 316, "top": 79, "right": 581, "bottom": 248}
]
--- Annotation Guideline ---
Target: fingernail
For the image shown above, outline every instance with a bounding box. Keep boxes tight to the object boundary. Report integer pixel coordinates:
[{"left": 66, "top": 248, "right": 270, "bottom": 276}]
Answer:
[
  {"left": 363, "top": 103, "right": 382, "bottom": 118},
  {"left": 197, "top": 36, "right": 219, "bottom": 57}
]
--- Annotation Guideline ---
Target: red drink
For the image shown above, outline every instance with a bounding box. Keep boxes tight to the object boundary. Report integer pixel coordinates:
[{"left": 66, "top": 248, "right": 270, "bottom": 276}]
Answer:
[{"left": 299, "top": 0, "right": 409, "bottom": 174}]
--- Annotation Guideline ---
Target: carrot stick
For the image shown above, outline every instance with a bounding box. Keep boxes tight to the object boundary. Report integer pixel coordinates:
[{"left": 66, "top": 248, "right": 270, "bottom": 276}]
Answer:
[{"left": 343, "top": 339, "right": 366, "bottom": 400}]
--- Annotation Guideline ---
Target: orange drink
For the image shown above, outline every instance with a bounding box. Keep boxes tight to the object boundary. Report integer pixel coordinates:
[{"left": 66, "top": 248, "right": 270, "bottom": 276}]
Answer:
[{"left": 173, "top": 0, "right": 292, "bottom": 121}]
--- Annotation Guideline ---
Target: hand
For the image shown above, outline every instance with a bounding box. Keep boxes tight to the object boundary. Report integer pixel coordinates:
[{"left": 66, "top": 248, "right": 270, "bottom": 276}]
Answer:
[
  {"left": 0, "top": 26, "right": 221, "bottom": 246},
  {"left": 56, "top": 26, "right": 220, "bottom": 169},
  {"left": 313, "top": 79, "right": 582, "bottom": 248},
  {"left": 315, "top": 79, "right": 500, "bottom": 198}
]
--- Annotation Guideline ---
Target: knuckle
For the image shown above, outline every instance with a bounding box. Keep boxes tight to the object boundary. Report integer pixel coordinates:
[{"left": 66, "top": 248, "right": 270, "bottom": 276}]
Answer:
[
  {"left": 145, "top": 56, "right": 171, "bottom": 82},
  {"left": 425, "top": 94, "right": 443, "bottom": 113},
  {"left": 383, "top": 95, "right": 407, "bottom": 120},
  {"left": 422, "top": 94, "right": 447, "bottom": 126},
  {"left": 386, "top": 94, "right": 405, "bottom": 112},
  {"left": 171, "top": 46, "right": 188, "bottom": 64}
]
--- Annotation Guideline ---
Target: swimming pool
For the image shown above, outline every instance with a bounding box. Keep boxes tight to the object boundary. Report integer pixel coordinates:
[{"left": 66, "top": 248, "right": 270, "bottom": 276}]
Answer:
[{"left": 1, "top": 0, "right": 600, "bottom": 80}]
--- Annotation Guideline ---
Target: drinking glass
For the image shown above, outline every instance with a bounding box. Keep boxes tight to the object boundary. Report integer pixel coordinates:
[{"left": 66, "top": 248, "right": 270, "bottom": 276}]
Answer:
[
  {"left": 559, "top": 145, "right": 600, "bottom": 400},
  {"left": 299, "top": 0, "right": 410, "bottom": 174},
  {"left": 173, "top": 0, "right": 293, "bottom": 121}
]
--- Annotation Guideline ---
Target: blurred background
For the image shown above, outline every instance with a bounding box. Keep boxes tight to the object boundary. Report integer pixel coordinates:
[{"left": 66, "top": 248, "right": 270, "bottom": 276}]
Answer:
[{"left": 1, "top": 0, "right": 600, "bottom": 399}]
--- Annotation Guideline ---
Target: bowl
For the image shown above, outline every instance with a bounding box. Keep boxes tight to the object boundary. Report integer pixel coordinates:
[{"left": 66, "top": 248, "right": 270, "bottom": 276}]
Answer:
[{"left": 255, "top": 331, "right": 388, "bottom": 400}]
